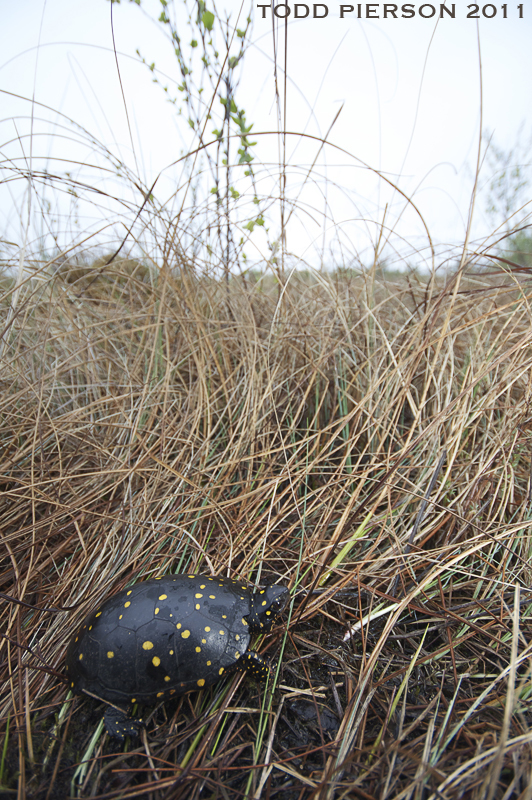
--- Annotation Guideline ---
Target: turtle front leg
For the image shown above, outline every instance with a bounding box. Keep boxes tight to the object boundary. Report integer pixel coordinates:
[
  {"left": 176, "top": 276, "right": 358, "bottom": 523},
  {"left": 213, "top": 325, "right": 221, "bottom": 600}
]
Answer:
[
  {"left": 104, "top": 705, "right": 144, "bottom": 741},
  {"left": 238, "top": 650, "right": 272, "bottom": 681}
]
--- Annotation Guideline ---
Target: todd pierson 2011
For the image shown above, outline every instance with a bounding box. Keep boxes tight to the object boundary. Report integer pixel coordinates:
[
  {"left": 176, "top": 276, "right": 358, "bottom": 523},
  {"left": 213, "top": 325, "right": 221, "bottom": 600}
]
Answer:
[{"left": 256, "top": 3, "right": 524, "bottom": 18}]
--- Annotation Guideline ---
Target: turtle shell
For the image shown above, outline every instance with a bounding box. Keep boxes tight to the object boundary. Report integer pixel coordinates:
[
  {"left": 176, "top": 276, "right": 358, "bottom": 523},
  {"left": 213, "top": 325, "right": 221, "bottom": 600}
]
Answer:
[{"left": 65, "top": 574, "right": 260, "bottom": 705}]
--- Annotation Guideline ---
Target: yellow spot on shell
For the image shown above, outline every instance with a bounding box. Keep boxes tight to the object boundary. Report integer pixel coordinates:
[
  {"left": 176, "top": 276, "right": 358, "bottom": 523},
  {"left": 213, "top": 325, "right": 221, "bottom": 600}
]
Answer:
[
  {"left": 164, "top": 675, "right": 171, "bottom": 682},
  {"left": 88, "top": 626, "right": 92, "bottom": 631},
  {"left": 196, "top": 646, "right": 201, "bottom": 653},
  {"left": 169, "top": 649, "right": 174, "bottom": 655},
  {"left": 176, "top": 623, "right": 182, "bottom": 629},
  {"left": 152, "top": 656, "right": 161, "bottom": 666},
  {"left": 235, "top": 634, "right": 240, "bottom": 641},
  {"left": 207, "top": 660, "right": 212, "bottom": 666},
  {"left": 219, "top": 667, "right": 224, "bottom": 675},
  {"left": 197, "top": 679, "right": 205, "bottom": 687},
  {"left": 131, "top": 698, "right": 136, "bottom": 703},
  {"left": 143, "top": 641, "right": 154, "bottom": 650},
  {"left": 124, "top": 601, "right": 131, "bottom": 608},
  {"left": 157, "top": 692, "right": 164, "bottom": 698},
  {"left": 201, "top": 638, "right": 207, "bottom": 644},
  {"left": 79, "top": 653, "right": 83, "bottom": 660},
  {"left": 209, "top": 595, "right": 215, "bottom": 599},
  {"left": 95, "top": 612, "right": 101, "bottom": 618},
  {"left": 119, "top": 615, "right": 123, "bottom": 620},
  {"left": 107, "top": 651, "right": 114, "bottom": 659},
  {"left": 159, "top": 594, "right": 167, "bottom": 600},
  {"left": 195, "top": 593, "right": 203, "bottom": 599},
  {"left": 195, "top": 604, "right": 200, "bottom": 610},
  {"left": 205, "top": 626, "right": 211, "bottom": 632},
  {"left": 155, "top": 608, "right": 160, "bottom": 614},
  {"left": 242, "top": 618, "right": 248, "bottom": 626},
  {"left": 219, "top": 630, "right": 225, "bottom": 636},
  {"left": 127, "top": 590, "right": 132, "bottom": 596},
  {"left": 181, "top": 630, "right": 191, "bottom": 639}
]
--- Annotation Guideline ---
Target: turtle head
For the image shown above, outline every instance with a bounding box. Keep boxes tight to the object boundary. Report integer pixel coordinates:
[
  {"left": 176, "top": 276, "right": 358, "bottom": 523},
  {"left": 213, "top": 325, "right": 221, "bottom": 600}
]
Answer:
[{"left": 246, "top": 584, "right": 289, "bottom": 633}]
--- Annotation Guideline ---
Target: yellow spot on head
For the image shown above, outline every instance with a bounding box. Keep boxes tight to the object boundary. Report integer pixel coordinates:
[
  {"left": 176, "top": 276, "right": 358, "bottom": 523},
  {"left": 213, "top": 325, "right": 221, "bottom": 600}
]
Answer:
[
  {"left": 181, "top": 630, "right": 191, "bottom": 639},
  {"left": 197, "top": 678, "right": 205, "bottom": 687},
  {"left": 152, "top": 656, "right": 161, "bottom": 666},
  {"left": 107, "top": 651, "right": 114, "bottom": 659},
  {"left": 159, "top": 594, "right": 167, "bottom": 600},
  {"left": 143, "top": 641, "right": 154, "bottom": 650}
]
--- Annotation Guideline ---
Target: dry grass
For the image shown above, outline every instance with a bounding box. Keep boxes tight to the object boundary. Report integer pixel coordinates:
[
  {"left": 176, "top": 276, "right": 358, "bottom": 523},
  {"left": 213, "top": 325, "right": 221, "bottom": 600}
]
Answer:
[{"left": 1, "top": 252, "right": 532, "bottom": 800}]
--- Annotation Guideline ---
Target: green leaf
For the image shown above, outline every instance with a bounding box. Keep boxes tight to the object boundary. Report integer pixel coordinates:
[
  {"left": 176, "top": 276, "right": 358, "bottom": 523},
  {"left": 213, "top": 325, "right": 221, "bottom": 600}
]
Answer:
[
  {"left": 202, "top": 10, "right": 214, "bottom": 30},
  {"left": 190, "top": 39, "right": 198, "bottom": 47}
]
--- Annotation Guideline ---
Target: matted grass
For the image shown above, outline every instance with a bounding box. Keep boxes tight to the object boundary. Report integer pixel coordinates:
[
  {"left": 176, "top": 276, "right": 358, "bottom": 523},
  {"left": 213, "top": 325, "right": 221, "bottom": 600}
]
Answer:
[{"left": 1, "top": 254, "right": 532, "bottom": 799}]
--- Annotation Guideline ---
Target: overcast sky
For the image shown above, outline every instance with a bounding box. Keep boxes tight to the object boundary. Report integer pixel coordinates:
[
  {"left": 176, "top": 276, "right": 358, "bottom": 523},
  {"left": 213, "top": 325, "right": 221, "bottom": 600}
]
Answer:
[{"left": 1, "top": 0, "right": 531, "bottom": 270}]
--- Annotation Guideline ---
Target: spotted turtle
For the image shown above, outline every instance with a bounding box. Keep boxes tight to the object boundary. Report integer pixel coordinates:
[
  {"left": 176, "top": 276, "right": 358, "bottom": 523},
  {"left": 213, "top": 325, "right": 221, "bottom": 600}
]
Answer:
[{"left": 65, "top": 573, "right": 289, "bottom": 740}]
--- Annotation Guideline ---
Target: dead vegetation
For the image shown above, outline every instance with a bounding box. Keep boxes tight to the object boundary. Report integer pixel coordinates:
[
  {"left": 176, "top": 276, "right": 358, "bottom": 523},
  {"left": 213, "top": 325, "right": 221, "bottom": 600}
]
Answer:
[{"left": 1, "top": 254, "right": 532, "bottom": 799}]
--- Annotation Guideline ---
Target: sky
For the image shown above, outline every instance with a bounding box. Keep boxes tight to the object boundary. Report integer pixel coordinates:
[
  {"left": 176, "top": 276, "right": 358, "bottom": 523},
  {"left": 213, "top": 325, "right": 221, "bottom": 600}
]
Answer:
[{"left": 0, "top": 0, "right": 531, "bottom": 271}]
